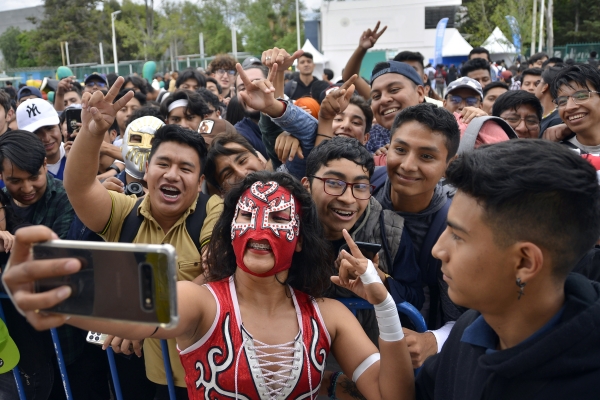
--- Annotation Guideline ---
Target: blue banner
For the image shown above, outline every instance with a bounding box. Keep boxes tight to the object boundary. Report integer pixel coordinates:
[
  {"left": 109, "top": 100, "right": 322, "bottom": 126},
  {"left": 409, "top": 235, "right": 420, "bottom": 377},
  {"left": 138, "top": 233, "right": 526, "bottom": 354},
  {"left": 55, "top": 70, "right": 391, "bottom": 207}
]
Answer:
[
  {"left": 505, "top": 15, "right": 521, "bottom": 55},
  {"left": 434, "top": 18, "right": 449, "bottom": 66}
]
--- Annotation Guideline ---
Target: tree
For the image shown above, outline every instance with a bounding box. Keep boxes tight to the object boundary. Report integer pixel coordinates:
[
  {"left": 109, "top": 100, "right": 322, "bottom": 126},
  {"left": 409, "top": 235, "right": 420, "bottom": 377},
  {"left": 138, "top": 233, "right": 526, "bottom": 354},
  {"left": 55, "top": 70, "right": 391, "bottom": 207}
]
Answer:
[
  {"left": 33, "top": 0, "right": 105, "bottom": 65},
  {"left": 0, "top": 27, "right": 21, "bottom": 69},
  {"left": 239, "top": 0, "right": 304, "bottom": 55},
  {"left": 554, "top": 0, "right": 600, "bottom": 44}
]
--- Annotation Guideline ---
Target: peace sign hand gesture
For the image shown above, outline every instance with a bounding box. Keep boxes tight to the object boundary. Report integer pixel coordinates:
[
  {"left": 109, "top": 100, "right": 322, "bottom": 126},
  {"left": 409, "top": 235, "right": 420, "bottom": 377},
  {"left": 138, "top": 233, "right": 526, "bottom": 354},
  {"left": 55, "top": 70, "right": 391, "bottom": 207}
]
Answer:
[
  {"left": 81, "top": 76, "right": 134, "bottom": 137},
  {"left": 331, "top": 230, "right": 389, "bottom": 306},
  {"left": 359, "top": 21, "right": 388, "bottom": 50}
]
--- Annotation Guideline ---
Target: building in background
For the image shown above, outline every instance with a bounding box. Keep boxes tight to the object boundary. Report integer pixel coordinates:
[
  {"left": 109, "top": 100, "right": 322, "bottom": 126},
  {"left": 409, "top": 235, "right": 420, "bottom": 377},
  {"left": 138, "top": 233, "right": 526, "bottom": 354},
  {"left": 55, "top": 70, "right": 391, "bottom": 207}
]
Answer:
[{"left": 320, "top": 0, "right": 462, "bottom": 78}]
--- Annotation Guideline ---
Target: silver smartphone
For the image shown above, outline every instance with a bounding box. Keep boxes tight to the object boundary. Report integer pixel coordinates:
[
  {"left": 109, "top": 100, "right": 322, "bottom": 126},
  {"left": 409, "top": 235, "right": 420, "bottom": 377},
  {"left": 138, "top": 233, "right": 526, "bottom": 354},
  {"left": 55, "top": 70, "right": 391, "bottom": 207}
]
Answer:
[{"left": 33, "top": 240, "right": 178, "bottom": 329}]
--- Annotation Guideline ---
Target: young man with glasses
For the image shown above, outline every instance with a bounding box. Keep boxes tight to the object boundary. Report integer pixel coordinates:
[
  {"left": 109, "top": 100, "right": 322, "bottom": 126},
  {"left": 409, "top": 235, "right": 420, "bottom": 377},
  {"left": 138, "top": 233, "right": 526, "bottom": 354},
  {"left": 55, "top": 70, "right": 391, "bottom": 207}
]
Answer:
[
  {"left": 208, "top": 54, "right": 237, "bottom": 100},
  {"left": 303, "top": 135, "right": 423, "bottom": 342},
  {"left": 550, "top": 64, "right": 600, "bottom": 154},
  {"left": 83, "top": 72, "right": 109, "bottom": 94},
  {"left": 492, "top": 90, "right": 542, "bottom": 139},
  {"left": 443, "top": 77, "right": 483, "bottom": 115}
]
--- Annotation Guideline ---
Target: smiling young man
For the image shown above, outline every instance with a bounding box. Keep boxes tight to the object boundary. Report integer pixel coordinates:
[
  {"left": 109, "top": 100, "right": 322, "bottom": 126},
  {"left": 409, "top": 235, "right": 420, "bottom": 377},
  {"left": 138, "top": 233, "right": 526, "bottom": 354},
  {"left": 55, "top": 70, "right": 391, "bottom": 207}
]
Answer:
[
  {"left": 16, "top": 98, "right": 66, "bottom": 180},
  {"left": 418, "top": 139, "right": 600, "bottom": 399},
  {"left": 372, "top": 102, "right": 463, "bottom": 368},
  {"left": 492, "top": 91, "right": 542, "bottom": 139},
  {"left": 549, "top": 64, "right": 600, "bottom": 153},
  {"left": 303, "top": 136, "right": 422, "bottom": 342},
  {"left": 64, "top": 78, "right": 222, "bottom": 399}
]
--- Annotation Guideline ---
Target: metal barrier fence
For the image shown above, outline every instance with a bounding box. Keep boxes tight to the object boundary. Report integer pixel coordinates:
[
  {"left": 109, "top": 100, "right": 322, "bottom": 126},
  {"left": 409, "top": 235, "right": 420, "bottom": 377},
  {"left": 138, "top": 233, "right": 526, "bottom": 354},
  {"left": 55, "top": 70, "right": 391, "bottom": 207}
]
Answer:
[
  {"left": 551, "top": 43, "right": 600, "bottom": 62},
  {"left": 1, "top": 293, "right": 424, "bottom": 399},
  {"left": 5, "top": 53, "right": 255, "bottom": 85}
]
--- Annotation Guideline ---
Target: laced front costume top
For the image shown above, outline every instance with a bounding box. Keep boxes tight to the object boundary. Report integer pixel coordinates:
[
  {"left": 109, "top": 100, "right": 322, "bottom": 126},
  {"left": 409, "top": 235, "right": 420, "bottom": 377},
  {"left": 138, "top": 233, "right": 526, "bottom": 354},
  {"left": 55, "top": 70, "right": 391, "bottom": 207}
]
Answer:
[{"left": 179, "top": 276, "right": 331, "bottom": 399}]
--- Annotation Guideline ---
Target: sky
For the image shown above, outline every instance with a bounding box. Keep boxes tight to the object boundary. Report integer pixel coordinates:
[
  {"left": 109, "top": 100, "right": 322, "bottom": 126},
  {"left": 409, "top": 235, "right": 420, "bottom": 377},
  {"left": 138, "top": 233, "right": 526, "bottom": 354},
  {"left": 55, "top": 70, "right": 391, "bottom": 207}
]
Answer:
[{"left": 0, "top": 0, "right": 323, "bottom": 13}]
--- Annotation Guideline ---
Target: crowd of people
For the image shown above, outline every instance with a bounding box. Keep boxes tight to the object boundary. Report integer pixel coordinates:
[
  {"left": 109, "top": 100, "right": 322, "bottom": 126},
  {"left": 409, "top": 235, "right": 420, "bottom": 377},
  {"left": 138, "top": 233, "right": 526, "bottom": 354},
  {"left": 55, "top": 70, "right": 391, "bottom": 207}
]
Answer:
[{"left": 0, "top": 20, "right": 599, "bottom": 400}]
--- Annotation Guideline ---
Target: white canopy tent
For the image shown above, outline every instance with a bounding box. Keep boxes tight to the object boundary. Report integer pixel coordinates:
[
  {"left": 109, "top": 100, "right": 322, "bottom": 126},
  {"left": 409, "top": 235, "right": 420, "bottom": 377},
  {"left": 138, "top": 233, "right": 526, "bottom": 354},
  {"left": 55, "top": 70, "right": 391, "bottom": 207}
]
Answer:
[
  {"left": 442, "top": 28, "right": 473, "bottom": 57},
  {"left": 481, "top": 27, "right": 517, "bottom": 65}
]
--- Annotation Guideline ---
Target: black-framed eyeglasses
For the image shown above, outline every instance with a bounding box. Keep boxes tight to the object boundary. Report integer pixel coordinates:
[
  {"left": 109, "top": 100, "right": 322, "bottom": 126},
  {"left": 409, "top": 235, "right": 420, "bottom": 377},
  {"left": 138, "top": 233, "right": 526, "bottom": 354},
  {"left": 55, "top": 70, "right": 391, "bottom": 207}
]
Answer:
[
  {"left": 553, "top": 90, "right": 600, "bottom": 108},
  {"left": 448, "top": 95, "right": 480, "bottom": 107},
  {"left": 501, "top": 115, "right": 540, "bottom": 129},
  {"left": 309, "top": 175, "right": 374, "bottom": 200},
  {"left": 215, "top": 69, "right": 236, "bottom": 76}
]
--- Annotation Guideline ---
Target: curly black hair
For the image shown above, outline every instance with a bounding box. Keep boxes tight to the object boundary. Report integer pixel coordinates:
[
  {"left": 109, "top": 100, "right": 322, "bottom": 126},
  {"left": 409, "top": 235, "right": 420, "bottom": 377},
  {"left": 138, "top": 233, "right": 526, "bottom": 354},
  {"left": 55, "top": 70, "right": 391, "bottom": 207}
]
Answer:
[{"left": 206, "top": 171, "right": 334, "bottom": 298}]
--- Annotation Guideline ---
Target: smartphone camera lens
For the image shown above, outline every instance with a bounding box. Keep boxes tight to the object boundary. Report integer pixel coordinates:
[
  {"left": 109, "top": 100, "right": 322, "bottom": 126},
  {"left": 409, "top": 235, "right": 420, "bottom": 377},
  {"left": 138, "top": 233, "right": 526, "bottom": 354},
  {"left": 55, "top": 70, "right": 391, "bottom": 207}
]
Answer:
[{"left": 140, "top": 263, "right": 154, "bottom": 311}]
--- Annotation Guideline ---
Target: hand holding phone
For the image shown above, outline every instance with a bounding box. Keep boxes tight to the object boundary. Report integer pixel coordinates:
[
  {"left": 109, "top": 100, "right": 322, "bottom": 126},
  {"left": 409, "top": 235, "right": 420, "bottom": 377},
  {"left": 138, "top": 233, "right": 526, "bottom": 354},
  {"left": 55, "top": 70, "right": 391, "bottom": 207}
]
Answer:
[
  {"left": 65, "top": 108, "right": 82, "bottom": 139},
  {"left": 32, "top": 240, "right": 178, "bottom": 328}
]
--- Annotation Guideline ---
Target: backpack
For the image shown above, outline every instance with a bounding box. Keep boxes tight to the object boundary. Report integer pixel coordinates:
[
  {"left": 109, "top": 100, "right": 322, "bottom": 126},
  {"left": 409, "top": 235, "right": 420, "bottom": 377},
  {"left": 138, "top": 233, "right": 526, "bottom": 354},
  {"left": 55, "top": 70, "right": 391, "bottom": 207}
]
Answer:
[
  {"left": 118, "top": 194, "right": 210, "bottom": 254},
  {"left": 457, "top": 116, "right": 518, "bottom": 155}
]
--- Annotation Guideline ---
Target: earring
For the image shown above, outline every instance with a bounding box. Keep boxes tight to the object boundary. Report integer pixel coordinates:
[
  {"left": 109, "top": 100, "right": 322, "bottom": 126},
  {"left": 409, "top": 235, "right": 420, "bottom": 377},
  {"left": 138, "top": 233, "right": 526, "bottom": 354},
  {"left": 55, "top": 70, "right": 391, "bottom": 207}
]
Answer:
[{"left": 516, "top": 277, "right": 526, "bottom": 300}]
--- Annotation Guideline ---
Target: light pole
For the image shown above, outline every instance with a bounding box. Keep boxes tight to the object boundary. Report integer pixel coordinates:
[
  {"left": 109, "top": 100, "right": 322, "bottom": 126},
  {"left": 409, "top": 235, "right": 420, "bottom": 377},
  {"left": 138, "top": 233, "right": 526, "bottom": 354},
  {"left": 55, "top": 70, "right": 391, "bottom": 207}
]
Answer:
[
  {"left": 295, "top": 0, "right": 301, "bottom": 50},
  {"left": 111, "top": 10, "right": 122, "bottom": 74}
]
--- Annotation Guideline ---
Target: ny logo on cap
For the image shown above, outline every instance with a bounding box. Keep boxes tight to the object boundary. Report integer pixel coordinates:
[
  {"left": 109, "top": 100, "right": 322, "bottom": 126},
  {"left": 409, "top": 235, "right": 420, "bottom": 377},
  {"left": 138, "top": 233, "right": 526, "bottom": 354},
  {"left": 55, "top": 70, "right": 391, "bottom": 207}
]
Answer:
[{"left": 26, "top": 105, "right": 40, "bottom": 118}]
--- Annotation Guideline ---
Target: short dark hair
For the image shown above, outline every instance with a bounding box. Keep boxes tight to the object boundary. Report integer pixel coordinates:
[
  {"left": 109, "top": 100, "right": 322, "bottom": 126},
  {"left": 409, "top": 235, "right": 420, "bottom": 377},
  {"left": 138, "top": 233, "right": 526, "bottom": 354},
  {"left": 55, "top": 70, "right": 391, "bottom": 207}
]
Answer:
[
  {"left": 176, "top": 69, "right": 207, "bottom": 89},
  {"left": 0, "top": 130, "right": 46, "bottom": 175},
  {"left": 445, "top": 140, "right": 600, "bottom": 278},
  {"left": 542, "top": 57, "right": 564, "bottom": 68},
  {"left": 161, "top": 89, "right": 210, "bottom": 119},
  {"left": 491, "top": 90, "right": 543, "bottom": 121},
  {"left": 483, "top": 81, "right": 509, "bottom": 98},
  {"left": 125, "top": 105, "right": 164, "bottom": 127},
  {"left": 460, "top": 58, "right": 491, "bottom": 77},
  {"left": 208, "top": 54, "right": 237, "bottom": 73},
  {"left": 299, "top": 52, "right": 313, "bottom": 61},
  {"left": 591, "top": 51, "right": 598, "bottom": 58},
  {"left": 549, "top": 63, "right": 600, "bottom": 99},
  {"left": 123, "top": 75, "right": 148, "bottom": 95},
  {"left": 0, "top": 91, "right": 10, "bottom": 113},
  {"left": 323, "top": 68, "right": 334, "bottom": 81},
  {"left": 206, "top": 171, "right": 333, "bottom": 298},
  {"left": 204, "top": 131, "right": 259, "bottom": 190},
  {"left": 66, "top": 81, "right": 82, "bottom": 97},
  {"left": 149, "top": 124, "right": 207, "bottom": 174},
  {"left": 242, "top": 64, "right": 268, "bottom": 78},
  {"left": 469, "top": 47, "right": 491, "bottom": 61},
  {"left": 522, "top": 67, "right": 543, "bottom": 80},
  {"left": 390, "top": 103, "right": 460, "bottom": 160},
  {"left": 393, "top": 51, "right": 425, "bottom": 70},
  {"left": 205, "top": 77, "right": 222, "bottom": 94},
  {"left": 115, "top": 89, "right": 147, "bottom": 107},
  {"left": 196, "top": 88, "right": 221, "bottom": 112},
  {"left": 540, "top": 65, "right": 565, "bottom": 87},
  {"left": 348, "top": 96, "right": 373, "bottom": 134},
  {"left": 528, "top": 52, "right": 548, "bottom": 66},
  {"left": 224, "top": 96, "right": 246, "bottom": 126},
  {"left": 305, "top": 136, "right": 375, "bottom": 180}
]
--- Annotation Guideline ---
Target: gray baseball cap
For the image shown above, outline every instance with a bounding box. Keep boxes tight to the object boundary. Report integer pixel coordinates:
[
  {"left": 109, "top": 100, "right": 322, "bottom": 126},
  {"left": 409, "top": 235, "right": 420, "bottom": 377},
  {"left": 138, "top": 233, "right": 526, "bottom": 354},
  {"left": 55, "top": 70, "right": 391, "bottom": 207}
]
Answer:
[{"left": 446, "top": 77, "right": 483, "bottom": 99}]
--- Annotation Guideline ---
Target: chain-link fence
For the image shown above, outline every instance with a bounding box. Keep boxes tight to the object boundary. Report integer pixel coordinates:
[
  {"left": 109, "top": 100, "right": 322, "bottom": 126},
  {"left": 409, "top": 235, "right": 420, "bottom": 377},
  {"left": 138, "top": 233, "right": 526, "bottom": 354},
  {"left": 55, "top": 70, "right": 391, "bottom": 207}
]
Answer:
[{"left": 4, "top": 53, "right": 255, "bottom": 85}]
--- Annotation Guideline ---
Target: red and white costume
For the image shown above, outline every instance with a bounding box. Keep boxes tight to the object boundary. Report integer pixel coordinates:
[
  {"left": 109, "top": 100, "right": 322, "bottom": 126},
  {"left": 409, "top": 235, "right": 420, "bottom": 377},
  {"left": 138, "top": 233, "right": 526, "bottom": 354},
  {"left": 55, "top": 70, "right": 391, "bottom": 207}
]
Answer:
[{"left": 179, "top": 277, "right": 331, "bottom": 399}]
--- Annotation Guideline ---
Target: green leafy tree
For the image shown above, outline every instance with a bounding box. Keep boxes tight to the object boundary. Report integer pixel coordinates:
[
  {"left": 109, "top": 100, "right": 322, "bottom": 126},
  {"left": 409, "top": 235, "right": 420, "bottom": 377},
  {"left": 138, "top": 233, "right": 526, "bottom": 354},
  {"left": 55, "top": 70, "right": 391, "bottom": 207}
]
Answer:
[
  {"left": 239, "top": 0, "right": 304, "bottom": 55},
  {"left": 554, "top": 0, "right": 600, "bottom": 44},
  {"left": 0, "top": 27, "right": 21, "bottom": 68},
  {"left": 33, "top": 0, "right": 105, "bottom": 65}
]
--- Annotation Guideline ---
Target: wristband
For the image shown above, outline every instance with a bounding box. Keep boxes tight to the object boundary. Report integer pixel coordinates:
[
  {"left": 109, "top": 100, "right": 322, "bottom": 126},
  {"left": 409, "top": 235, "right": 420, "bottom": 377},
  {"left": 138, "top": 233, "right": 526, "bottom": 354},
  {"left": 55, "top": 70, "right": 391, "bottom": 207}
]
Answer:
[
  {"left": 374, "top": 293, "right": 404, "bottom": 342},
  {"left": 328, "top": 371, "right": 343, "bottom": 399},
  {"left": 358, "top": 259, "right": 382, "bottom": 285},
  {"left": 106, "top": 164, "right": 121, "bottom": 175}
]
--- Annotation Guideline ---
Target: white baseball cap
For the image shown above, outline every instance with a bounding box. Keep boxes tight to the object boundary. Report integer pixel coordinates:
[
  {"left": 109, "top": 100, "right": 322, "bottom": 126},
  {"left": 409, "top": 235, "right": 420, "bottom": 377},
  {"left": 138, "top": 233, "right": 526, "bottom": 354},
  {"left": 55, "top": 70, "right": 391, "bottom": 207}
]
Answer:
[{"left": 17, "top": 98, "right": 60, "bottom": 133}]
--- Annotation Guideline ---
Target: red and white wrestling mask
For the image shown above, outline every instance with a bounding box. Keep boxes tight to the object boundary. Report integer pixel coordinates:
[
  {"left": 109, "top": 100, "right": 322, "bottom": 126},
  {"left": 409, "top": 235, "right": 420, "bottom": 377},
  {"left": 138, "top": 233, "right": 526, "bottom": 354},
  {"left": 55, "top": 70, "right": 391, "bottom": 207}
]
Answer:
[{"left": 231, "top": 181, "right": 301, "bottom": 277}]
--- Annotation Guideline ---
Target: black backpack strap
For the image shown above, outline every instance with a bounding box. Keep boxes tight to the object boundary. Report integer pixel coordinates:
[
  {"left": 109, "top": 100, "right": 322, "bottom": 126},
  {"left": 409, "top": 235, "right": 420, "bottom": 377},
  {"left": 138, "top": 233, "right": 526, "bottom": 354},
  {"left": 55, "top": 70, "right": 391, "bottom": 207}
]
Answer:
[
  {"left": 118, "top": 197, "right": 145, "bottom": 243},
  {"left": 457, "top": 116, "right": 518, "bottom": 155},
  {"left": 186, "top": 193, "right": 210, "bottom": 254},
  {"left": 419, "top": 198, "right": 452, "bottom": 286}
]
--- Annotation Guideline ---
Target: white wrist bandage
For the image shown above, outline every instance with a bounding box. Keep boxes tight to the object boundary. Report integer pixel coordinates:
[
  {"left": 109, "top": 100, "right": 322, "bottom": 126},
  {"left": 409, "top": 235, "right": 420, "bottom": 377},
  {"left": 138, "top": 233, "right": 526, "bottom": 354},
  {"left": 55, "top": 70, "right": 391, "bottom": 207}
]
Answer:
[
  {"left": 359, "top": 259, "right": 382, "bottom": 285},
  {"left": 374, "top": 293, "right": 404, "bottom": 342}
]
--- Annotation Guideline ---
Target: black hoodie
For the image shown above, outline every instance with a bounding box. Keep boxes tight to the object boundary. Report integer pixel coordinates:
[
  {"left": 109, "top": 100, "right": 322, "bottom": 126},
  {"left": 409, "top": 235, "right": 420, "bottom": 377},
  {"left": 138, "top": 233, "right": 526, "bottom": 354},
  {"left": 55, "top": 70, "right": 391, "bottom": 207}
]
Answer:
[{"left": 416, "top": 273, "right": 600, "bottom": 400}]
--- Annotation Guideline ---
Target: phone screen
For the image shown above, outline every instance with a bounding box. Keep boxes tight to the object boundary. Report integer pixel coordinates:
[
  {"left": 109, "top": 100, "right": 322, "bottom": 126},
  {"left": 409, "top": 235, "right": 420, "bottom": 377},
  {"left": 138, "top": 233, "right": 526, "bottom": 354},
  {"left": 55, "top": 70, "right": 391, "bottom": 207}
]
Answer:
[
  {"left": 33, "top": 242, "right": 177, "bottom": 327},
  {"left": 65, "top": 108, "right": 82, "bottom": 137}
]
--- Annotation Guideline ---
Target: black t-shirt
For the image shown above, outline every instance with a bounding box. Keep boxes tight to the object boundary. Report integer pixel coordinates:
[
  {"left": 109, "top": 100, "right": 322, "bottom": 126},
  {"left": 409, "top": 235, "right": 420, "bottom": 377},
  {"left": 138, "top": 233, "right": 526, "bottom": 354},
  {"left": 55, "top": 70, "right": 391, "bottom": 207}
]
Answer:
[{"left": 10, "top": 197, "right": 34, "bottom": 222}]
